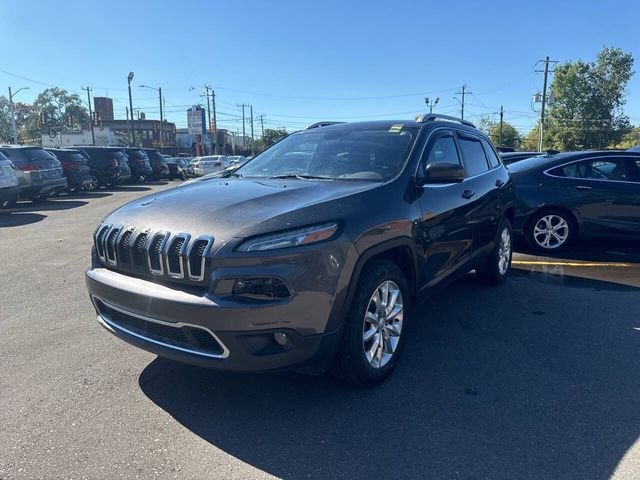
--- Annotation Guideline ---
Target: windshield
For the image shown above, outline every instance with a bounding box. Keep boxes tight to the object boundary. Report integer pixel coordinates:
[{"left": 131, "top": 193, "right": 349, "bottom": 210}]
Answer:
[{"left": 236, "top": 125, "right": 415, "bottom": 181}]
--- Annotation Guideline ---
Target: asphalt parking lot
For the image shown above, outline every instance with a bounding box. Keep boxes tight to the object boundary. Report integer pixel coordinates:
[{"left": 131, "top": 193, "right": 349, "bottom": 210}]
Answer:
[{"left": 1, "top": 183, "right": 640, "bottom": 480}]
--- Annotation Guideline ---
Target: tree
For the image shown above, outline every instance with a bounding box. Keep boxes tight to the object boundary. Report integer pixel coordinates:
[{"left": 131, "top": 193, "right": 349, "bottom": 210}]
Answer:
[
  {"left": 257, "top": 128, "right": 288, "bottom": 151},
  {"left": 545, "top": 47, "right": 634, "bottom": 150},
  {"left": 521, "top": 124, "right": 541, "bottom": 151},
  {"left": 476, "top": 116, "right": 522, "bottom": 149},
  {"left": 0, "top": 96, "right": 13, "bottom": 142},
  {"left": 610, "top": 126, "right": 640, "bottom": 149},
  {"left": 20, "top": 87, "right": 89, "bottom": 144}
]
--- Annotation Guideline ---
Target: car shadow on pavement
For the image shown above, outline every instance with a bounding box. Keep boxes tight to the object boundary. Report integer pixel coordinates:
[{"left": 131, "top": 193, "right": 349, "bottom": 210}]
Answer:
[
  {"left": 139, "top": 270, "right": 640, "bottom": 480},
  {"left": 516, "top": 238, "right": 640, "bottom": 264},
  {"left": 0, "top": 211, "right": 46, "bottom": 227},
  {"left": 105, "top": 185, "right": 152, "bottom": 192},
  {"left": 57, "top": 191, "right": 113, "bottom": 199},
  {"left": 8, "top": 199, "right": 89, "bottom": 212}
]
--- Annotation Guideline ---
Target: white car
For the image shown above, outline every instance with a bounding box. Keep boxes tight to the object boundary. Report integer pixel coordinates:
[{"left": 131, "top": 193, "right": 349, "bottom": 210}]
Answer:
[{"left": 191, "top": 155, "right": 228, "bottom": 176}]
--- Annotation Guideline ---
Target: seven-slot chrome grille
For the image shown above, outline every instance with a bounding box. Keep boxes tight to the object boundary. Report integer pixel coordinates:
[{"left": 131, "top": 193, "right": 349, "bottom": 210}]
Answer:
[{"left": 94, "top": 224, "right": 213, "bottom": 283}]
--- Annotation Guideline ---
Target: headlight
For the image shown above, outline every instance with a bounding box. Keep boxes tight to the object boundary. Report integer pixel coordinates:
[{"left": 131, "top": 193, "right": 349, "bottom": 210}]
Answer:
[{"left": 236, "top": 222, "right": 339, "bottom": 252}]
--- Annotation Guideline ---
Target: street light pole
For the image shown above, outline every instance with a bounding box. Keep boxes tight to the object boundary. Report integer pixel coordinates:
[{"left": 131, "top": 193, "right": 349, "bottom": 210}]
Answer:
[
  {"left": 140, "top": 84, "right": 164, "bottom": 151},
  {"left": 127, "top": 72, "right": 136, "bottom": 146},
  {"left": 8, "top": 86, "right": 30, "bottom": 144}
]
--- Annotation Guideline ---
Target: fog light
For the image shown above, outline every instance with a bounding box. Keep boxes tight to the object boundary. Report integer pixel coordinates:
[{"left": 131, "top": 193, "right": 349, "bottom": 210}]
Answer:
[
  {"left": 232, "top": 277, "right": 290, "bottom": 300},
  {"left": 274, "top": 332, "right": 288, "bottom": 346}
]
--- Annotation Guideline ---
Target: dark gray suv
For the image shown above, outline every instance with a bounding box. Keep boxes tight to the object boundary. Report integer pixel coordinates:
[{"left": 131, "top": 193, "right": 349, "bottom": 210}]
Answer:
[{"left": 85, "top": 115, "right": 515, "bottom": 386}]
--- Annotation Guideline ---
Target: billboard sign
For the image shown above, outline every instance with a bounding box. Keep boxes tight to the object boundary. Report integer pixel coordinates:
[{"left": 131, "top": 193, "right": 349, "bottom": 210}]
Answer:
[{"left": 187, "top": 106, "right": 205, "bottom": 135}]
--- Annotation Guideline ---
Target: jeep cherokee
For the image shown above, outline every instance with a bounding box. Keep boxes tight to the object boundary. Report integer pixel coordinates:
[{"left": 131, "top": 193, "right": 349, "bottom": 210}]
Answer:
[{"left": 85, "top": 114, "right": 515, "bottom": 386}]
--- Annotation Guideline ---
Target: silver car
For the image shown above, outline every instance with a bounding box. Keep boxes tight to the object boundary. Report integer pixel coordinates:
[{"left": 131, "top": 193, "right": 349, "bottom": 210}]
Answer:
[{"left": 0, "top": 150, "right": 20, "bottom": 208}]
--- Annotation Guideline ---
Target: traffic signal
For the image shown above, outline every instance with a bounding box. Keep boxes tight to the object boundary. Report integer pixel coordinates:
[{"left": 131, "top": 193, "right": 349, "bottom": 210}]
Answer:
[
  {"left": 66, "top": 114, "right": 73, "bottom": 127},
  {"left": 92, "top": 111, "right": 99, "bottom": 126},
  {"left": 171, "top": 124, "right": 176, "bottom": 135},
  {"left": 152, "top": 122, "right": 158, "bottom": 135},
  {"left": 40, "top": 112, "right": 46, "bottom": 125}
]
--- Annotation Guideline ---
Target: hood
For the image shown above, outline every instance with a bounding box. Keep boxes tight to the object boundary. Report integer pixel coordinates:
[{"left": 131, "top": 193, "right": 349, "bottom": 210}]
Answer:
[{"left": 103, "top": 177, "right": 379, "bottom": 246}]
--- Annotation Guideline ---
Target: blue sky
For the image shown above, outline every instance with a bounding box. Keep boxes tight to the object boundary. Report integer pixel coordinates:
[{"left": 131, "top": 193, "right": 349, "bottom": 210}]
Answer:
[{"left": 1, "top": 0, "right": 639, "bottom": 135}]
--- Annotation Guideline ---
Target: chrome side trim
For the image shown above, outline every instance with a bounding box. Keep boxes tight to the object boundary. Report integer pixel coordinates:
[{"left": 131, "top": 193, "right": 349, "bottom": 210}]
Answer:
[
  {"left": 146, "top": 231, "right": 169, "bottom": 276},
  {"left": 164, "top": 233, "right": 191, "bottom": 279},
  {"left": 93, "top": 297, "right": 230, "bottom": 359},
  {"left": 186, "top": 235, "right": 214, "bottom": 282}
]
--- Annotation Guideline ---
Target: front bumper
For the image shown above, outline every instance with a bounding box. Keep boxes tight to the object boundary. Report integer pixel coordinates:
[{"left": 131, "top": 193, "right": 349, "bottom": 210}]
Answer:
[{"left": 85, "top": 239, "right": 356, "bottom": 373}]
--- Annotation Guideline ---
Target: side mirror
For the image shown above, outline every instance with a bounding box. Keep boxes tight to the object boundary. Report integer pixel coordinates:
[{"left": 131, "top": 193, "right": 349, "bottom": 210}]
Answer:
[{"left": 420, "top": 162, "right": 465, "bottom": 184}]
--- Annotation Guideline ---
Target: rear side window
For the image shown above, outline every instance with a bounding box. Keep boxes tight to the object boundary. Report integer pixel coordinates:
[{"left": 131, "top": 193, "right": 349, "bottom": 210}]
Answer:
[
  {"left": 458, "top": 135, "right": 490, "bottom": 177},
  {"left": 480, "top": 138, "right": 501, "bottom": 168},
  {"left": 425, "top": 135, "right": 461, "bottom": 166},
  {"left": 557, "top": 158, "right": 629, "bottom": 181}
]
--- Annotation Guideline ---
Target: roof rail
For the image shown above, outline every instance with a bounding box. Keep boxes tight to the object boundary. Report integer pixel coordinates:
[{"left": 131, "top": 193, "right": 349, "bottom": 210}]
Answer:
[
  {"left": 305, "top": 121, "right": 345, "bottom": 130},
  {"left": 416, "top": 114, "right": 475, "bottom": 128}
]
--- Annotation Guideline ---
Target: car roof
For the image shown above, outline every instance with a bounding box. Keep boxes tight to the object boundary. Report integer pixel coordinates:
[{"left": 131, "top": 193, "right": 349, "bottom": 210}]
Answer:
[{"left": 45, "top": 148, "right": 83, "bottom": 153}]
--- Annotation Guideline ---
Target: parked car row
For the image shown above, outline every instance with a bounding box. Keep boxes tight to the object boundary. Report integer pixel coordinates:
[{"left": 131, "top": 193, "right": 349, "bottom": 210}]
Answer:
[{"left": 0, "top": 144, "right": 191, "bottom": 208}]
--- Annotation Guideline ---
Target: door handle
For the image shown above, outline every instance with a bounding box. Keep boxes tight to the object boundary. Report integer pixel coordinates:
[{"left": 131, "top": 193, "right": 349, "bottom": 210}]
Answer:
[
  {"left": 462, "top": 190, "right": 475, "bottom": 199},
  {"left": 495, "top": 179, "right": 505, "bottom": 187},
  {"left": 575, "top": 185, "right": 592, "bottom": 191}
]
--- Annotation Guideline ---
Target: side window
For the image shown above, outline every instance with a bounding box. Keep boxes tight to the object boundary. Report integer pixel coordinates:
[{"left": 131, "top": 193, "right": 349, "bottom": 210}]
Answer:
[
  {"left": 561, "top": 158, "right": 629, "bottom": 181},
  {"left": 425, "top": 134, "right": 461, "bottom": 166},
  {"left": 458, "top": 135, "right": 490, "bottom": 177},
  {"left": 480, "top": 138, "right": 501, "bottom": 168}
]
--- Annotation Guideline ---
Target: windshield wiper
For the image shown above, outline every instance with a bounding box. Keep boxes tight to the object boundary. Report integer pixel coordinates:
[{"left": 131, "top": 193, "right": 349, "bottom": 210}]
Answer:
[{"left": 268, "top": 174, "right": 332, "bottom": 180}]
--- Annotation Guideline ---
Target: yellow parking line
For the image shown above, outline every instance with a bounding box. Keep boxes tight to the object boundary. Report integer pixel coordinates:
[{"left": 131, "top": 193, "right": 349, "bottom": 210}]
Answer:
[{"left": 512, "top": 260, "right": 632, "bottom": 268}]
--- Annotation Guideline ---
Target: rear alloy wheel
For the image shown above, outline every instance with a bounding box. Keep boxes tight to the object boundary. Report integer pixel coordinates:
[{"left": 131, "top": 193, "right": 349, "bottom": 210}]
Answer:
[
  {"left": 87, "top": 173, "right": 100, "bottom": 191},
  {"left": 330, "top": 259, "right": 409, "bottom": 387},
  {"left": 477, "top": 219, "right": 512, "bottom": 285},
  {"left": 526, "top": 210, "right": 574, "bottom": 252}
]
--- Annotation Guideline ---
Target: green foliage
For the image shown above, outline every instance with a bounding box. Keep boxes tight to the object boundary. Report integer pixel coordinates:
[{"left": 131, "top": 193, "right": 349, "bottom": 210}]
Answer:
[
  {"left": 545, "top": 47, "right": 634, "bottom": 150},
  {"left": 20, "top": 87, "right": 90, "bottom": 143},
  {"left": 610, "top": 126, "right": 640, "bottom": 149},
  {"left": 0, "top": 96, "right": 13, "bottom": 142},
  {"left": 258, "top": 128, "right": 288, "bottom": 151},
  {"left": 475, "top": 116, "right": 522, "bottom": 149},
  {"left": 521, "top": 124, "right": 540, "bottom": 151}
]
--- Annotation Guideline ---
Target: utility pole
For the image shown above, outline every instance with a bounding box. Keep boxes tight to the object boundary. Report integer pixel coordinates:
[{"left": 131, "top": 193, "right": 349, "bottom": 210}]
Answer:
[
  {"left": 82, "top": 86, "right": 95, "bottom": 145},
  {"left": 250, "top": 105, "right": 255, "bottom": 155},
  {"left": 212, "top": 89, "right": 217, "bottom": 155},
  {"left": 237, "top": 104, "right": 248, "bottom": 154},
  {"left": 499, "top": 106, "right": 504, "bottom": 146},
  {"left": 258, "top": 114, "right": 265, "bottom": 140},
  {"left": 158, "top": 87, "right": 163, "bottom": 151},
  {"left": 127, "top": 72, "right": 136, "bottom": 146},
  {"left": 454, "top": 84, "right": 471, "bottom": 119},
  {"left": 8, "top": 86, "right": 29, "bottom": 144},
  {"left": 536, "top": 56, "right": 558, "bottom": 152},
  {"left": 204, "top": 86, "right": 212, "bottom": 154}
]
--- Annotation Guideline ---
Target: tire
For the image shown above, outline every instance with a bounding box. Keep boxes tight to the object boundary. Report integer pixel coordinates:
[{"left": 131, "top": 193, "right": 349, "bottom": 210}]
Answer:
[
  {"left": 87, "top": 171, "right": 100, "bottom": 191},
  {"left": 477, "top": 219, "right": 513, "bottom": 285},
  {"left": 525, "top": 209, "right": 575, "bottom": 252},
  {"left": 329, "top": 259, "right": 410, "bottom": 387},
  {"left": 180, "top": 171, "right": 187, "bottom": 181}
]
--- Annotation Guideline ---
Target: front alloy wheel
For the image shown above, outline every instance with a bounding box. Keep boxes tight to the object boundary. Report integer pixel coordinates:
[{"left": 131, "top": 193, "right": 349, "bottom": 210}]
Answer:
[{"left": 363, "top": 280, "right": 404, "bottom": 369}]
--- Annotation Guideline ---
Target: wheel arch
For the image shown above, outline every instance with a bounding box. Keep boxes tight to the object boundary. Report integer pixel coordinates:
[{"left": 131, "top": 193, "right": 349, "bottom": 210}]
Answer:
[{"left": 341, "top": 238, "right": 419, "bottom": 322}]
